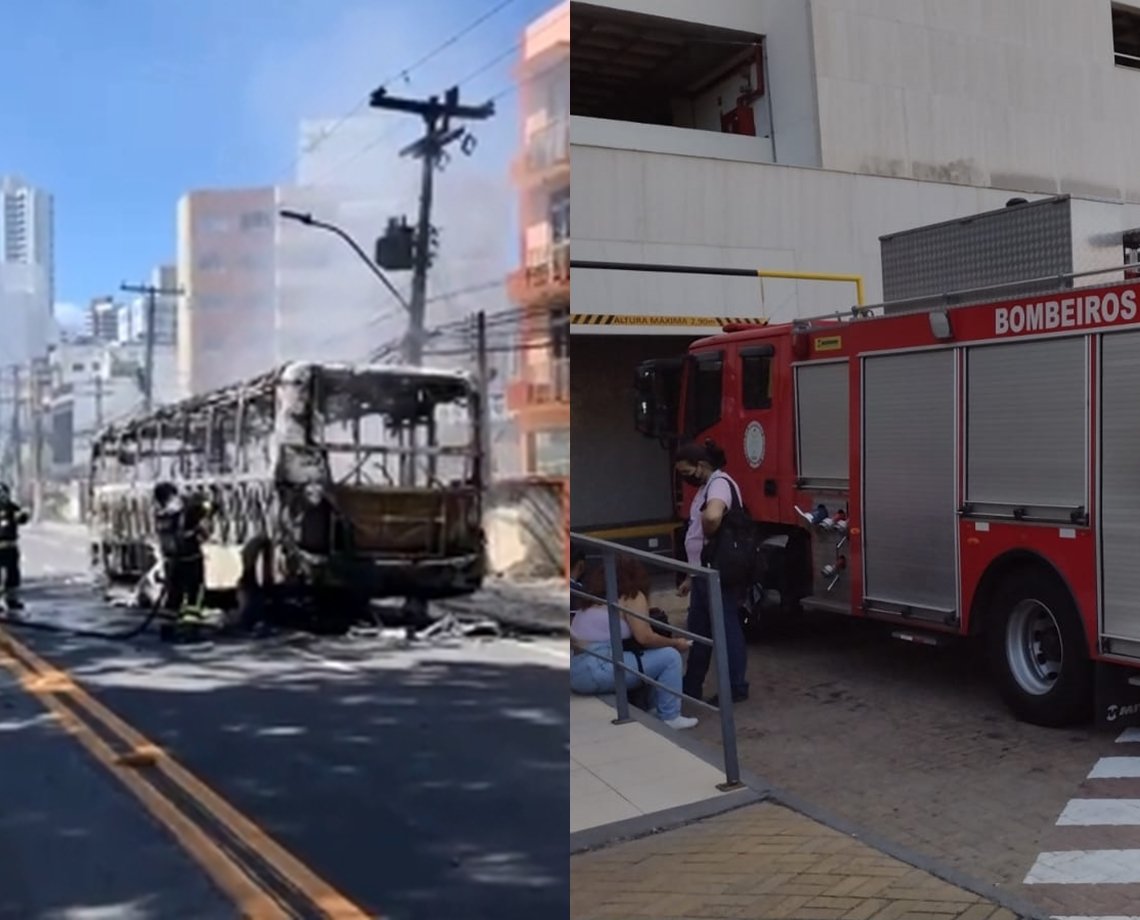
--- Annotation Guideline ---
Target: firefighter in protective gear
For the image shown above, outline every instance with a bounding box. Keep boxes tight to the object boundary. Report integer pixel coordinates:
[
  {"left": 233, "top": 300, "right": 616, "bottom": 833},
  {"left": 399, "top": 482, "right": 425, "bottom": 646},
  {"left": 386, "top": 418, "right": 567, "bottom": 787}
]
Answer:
[
  {"left": 153, "top": 482, "right": 209, "bottom": 621},
  {"left": 0, "top": 484, "right": 29, "bottom": 610}
]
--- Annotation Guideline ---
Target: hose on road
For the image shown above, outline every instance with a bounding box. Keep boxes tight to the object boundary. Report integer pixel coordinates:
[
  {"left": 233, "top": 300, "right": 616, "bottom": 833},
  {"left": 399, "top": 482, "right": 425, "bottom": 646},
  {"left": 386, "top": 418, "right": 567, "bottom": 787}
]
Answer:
[
  {"left": 0, "top": 603, "right": 167, "bottom": 642},
  {"left": 0, "top": 570, "right": 194, "bottom": 643}
]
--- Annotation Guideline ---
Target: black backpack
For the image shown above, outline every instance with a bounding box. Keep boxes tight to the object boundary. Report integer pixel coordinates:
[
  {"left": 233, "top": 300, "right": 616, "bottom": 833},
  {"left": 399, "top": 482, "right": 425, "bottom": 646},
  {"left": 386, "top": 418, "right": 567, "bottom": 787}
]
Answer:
[{"left": 701, "top": 474, "right": 763, "bottom": 589}]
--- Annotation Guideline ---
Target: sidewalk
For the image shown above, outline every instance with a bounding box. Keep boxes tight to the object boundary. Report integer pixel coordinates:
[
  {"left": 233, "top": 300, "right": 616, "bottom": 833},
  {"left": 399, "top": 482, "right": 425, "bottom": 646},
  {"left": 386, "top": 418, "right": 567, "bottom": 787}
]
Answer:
[{"left": 570, "top": 695, "right": 1040, "bottom": 920}]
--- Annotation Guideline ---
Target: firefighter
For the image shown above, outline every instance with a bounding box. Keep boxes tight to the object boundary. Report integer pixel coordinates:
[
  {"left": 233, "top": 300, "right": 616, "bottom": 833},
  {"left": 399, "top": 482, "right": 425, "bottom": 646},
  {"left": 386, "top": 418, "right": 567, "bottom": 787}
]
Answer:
[
  {"left": 153, "top": 482, "right": 207, "bottom": 621},
  {"left": 0, "top": 483, "right": 29, "bottom": 611}
]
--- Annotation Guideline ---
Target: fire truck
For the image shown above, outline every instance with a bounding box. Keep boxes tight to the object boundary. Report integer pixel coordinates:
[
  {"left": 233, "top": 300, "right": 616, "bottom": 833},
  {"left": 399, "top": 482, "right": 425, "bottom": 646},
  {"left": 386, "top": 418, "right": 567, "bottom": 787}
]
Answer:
[{"left": 619, "top": 197, "right": 1140, "bottom": 730}]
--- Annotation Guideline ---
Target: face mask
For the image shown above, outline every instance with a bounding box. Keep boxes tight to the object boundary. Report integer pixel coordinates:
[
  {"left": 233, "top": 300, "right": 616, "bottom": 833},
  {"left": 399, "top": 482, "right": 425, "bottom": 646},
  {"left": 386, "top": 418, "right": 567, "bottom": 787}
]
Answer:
[{"left": 680, "top": 472, "right": 703, "bottom": 487}]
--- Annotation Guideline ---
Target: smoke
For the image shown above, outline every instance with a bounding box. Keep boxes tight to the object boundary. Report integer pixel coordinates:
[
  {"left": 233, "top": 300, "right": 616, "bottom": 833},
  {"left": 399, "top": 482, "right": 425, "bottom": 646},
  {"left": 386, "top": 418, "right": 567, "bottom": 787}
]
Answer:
[
  {"left": 228, "top": 0, "right": 526, "bottom": 380},
  {"left": 0, "top": 263, "right": 52, "bottom": 367}
]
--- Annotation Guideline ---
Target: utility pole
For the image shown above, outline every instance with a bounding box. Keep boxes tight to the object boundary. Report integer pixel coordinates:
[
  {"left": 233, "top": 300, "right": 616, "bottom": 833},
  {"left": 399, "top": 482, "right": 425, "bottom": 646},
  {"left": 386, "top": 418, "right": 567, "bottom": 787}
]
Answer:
[
  {"left": 369, "top": 86, "right": 494, "bottom": 365},
  {"left": 10, "top": 366, "right": 22, "bottom": 499},
  {"left": 93, "top": 372, "right": 104, "bottom": 430},
  {"left": 120, "top": 280, "right": 183, "bottom": 412},
  {"left": 28, "top": 357, "right": 46, "bottom": 522},
  {"left": 473, "top": 310, "right": 491, "bottom": 481},
  {"left": 0, "top": 369, "right": 12, "bottom": 488}
]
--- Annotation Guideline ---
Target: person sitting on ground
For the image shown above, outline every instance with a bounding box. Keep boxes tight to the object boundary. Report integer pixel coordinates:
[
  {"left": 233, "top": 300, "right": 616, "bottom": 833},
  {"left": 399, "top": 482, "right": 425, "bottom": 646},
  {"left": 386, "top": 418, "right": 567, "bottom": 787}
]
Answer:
[{"left": 569, "top": 554, "right": 698, "bottom": 730}]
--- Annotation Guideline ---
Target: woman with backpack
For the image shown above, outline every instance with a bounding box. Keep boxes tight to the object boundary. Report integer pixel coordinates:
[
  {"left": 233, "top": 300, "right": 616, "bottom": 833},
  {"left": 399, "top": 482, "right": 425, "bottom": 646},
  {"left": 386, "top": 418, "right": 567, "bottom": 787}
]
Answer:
[{"left": 674, "top": 439, "right": 750, "bottom": 706}]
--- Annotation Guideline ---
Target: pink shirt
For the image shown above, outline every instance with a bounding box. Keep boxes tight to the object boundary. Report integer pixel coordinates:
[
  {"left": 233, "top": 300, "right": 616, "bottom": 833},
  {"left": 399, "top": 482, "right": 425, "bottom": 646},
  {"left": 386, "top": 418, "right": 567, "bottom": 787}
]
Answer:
[
  {"left": 570, "top": 604, "right": 631, "bottom": 643},
  {"left": 684, "top": 473, "right": 736, "bottom": 566}
]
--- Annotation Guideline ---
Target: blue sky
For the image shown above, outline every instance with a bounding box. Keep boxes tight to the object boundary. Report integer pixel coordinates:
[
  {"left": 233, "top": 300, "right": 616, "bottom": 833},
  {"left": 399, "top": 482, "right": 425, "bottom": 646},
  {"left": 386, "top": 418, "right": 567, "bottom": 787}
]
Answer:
[{"left": 0, "top": 0, "right": 549, "bottom": 322}]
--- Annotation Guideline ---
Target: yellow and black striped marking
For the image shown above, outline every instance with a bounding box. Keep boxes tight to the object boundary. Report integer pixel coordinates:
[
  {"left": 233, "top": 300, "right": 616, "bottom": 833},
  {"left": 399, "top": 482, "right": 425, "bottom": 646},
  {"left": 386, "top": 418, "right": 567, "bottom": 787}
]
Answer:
[{"left": 571, "top": 314, "right": 768, "bottom": 327}]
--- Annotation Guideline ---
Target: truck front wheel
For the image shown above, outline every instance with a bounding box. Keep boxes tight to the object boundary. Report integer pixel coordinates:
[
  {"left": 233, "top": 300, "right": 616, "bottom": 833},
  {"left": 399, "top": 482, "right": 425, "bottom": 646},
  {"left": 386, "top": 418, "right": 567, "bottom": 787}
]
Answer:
[{"left": 985, "top": 566, "right": 1093, "bottom": 727}]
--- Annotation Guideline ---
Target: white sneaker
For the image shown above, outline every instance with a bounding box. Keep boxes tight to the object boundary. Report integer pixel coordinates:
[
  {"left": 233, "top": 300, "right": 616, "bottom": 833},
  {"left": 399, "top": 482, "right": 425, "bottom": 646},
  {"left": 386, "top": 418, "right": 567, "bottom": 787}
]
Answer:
[{"left": 663, "top": 715, "right": 698, "bottom": 730}]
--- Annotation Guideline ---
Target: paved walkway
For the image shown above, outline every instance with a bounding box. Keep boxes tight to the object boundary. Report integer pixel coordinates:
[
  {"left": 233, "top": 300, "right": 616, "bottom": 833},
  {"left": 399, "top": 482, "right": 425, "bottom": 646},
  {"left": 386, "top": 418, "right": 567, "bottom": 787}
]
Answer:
[
  {"left": 570, "top": 694, "right": 1037, "bottom": 920},
  {"left": 572, "top": 801, "right": 1026, "bottom": 920},
  {"left": 571, "top": 695, "right": 739, "bottom": 832}
]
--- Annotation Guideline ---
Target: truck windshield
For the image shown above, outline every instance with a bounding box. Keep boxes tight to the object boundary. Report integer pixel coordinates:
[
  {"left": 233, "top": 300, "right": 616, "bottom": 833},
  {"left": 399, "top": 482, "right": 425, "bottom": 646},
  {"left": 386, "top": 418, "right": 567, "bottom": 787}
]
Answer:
[{"left": 310, "top": 367, "right": 477, "bottom": 489}]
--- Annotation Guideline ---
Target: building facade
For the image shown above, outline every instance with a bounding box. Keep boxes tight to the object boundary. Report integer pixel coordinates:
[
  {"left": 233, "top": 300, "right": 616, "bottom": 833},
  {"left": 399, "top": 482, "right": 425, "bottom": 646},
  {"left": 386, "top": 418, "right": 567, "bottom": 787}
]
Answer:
[
  {"left": 506, "top": 0, "right": 570, "bottom": 476},
  {"left": 119, "top": 264, "right": 179, "bottom": 347},
  {"left": 85, "top": 297, "right": 120, "bottom": 343},
  {"left": 1, "top": 176, "right": 53, "bottom": 308},
  {"left": 0, "top": 177, "right": 54, "bottom": 368},
  {"left": 570, "top": 0, "right": 1140, "bottom": 532},
  {"left": 176, "top": 188, "right": 277, "bottom": 396}
]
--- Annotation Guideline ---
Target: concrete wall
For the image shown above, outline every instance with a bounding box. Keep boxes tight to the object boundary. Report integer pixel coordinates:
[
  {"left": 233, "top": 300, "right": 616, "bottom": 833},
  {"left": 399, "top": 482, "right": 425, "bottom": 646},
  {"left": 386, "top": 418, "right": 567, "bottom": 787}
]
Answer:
[
  {"left": 570, "top": 0, "right": 1140, "bottom": 532},
  {"left": 811, "top": 0, "right": 1140, "bottom": 201},
  {"left": 484, "top": 476, "right": 567, "bottom": 578},
  {"left": 573, "top": 0, "right": 1140, "bottom": 321},
  {"left": 576, "top": 148, "right": 1040, "bottom": 320}
]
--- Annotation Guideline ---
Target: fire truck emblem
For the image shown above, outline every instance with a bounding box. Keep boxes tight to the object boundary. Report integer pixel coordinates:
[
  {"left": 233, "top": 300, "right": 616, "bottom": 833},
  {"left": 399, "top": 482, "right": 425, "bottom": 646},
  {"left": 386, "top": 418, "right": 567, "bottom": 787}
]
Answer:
[{"left": 744, "top": 421, "right": 766, "bottom": 468}]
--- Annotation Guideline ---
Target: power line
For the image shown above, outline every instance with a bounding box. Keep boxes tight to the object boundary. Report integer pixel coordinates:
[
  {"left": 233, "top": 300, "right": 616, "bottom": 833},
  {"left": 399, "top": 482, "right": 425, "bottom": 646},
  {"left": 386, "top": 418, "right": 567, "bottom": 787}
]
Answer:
[
  {"left": 302, "top": 12, "right": 566, "bottom": 187},
  {"left": 309, "top": 275, "right": 511, "bottom": 356},
  {"left": 362, "top": 301, "right": 557, "bottom": 363},
  {"left": 424, "top": 339, "right": 556, "bottom": 357},
  {"left": 276, "top": 0, "right": 521, "bottom": 184}
]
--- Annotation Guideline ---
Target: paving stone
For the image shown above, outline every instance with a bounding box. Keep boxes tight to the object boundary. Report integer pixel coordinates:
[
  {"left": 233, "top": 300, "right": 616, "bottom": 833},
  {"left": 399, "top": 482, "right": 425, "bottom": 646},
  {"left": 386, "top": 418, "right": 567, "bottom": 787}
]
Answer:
[
  {"left": 685, "top": 614, "right": 1126, "bottom": 912},
  {"left": 571, "top": 801, "right": 1014, "bottom": 920}
]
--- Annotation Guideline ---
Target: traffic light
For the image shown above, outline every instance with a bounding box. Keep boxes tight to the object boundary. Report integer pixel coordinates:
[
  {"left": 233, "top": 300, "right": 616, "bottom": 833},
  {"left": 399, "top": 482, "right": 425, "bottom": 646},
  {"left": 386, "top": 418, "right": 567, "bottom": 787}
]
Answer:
[{"left": 375, "top": 217, "right": 415, "bottom": 271}]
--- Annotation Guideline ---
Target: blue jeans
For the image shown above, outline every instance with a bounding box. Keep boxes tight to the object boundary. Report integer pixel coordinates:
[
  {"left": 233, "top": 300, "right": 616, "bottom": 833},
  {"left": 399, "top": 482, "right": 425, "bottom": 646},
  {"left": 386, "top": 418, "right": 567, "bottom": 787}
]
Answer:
[
  {"left": 683, "top": 575, "right": 748, "bottom": 700},
  {"left": 570, "top": 642, "right": 684, "bottom": 721}
]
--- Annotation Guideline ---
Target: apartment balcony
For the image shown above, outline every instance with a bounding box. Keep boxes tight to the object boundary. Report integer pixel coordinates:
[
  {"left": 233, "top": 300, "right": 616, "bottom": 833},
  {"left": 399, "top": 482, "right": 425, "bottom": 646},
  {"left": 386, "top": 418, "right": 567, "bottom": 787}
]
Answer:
[
  {"left": 508, "top": 241, "right": 569, "bottom": 306},
  {"left": 512, "top": 119, "right": 569, "bottom": 188},
  {"left": 506, "top": 357, "right": 570, "bottom": 421}
]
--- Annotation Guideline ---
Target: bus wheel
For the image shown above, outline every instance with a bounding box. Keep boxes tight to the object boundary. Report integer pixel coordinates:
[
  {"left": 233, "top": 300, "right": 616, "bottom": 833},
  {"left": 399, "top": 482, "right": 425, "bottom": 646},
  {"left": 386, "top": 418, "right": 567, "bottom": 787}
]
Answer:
[{"left": 985, "top": 566, "right": 1093, "bottom": 727}]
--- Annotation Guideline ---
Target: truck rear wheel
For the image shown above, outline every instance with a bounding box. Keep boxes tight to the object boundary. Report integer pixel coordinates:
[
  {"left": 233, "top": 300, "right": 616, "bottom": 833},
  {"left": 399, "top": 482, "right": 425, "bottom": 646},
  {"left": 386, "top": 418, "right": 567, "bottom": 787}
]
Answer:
[{"left": 985, "top": 566, "right": 1092, "bottom": 727}]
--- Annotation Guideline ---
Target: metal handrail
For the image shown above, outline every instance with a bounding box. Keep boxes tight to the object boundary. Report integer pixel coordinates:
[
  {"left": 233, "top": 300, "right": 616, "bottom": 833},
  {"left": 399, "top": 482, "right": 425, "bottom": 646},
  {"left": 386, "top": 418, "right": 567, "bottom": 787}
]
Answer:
[{"left": 569, "top": 532, "right": 742, "bottom": 790}]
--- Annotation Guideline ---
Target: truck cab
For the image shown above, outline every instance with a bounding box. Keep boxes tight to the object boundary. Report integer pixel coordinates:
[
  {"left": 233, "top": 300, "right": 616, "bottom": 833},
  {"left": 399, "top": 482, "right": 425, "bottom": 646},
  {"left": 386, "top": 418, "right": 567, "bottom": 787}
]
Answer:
[{"left": 634, "top": 324, "right": 817, "bottom": 631}]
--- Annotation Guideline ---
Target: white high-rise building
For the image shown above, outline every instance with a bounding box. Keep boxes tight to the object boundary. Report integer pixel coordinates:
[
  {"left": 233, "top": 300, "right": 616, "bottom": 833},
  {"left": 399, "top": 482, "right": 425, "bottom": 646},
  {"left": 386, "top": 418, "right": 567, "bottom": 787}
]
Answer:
[
  {"left": 1, "top": 176, "right": 53, "bottom": 310},
  {"left": 0, "top": 177, "right": 54, "bottom": 367}
]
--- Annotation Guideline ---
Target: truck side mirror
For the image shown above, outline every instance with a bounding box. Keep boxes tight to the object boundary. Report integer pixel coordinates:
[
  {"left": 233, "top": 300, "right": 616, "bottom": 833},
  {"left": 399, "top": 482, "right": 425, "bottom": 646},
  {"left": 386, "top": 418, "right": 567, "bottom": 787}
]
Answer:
[
  {"left": 634, "top": 363, "right": 661, "bottom": 437},
  {"left": 633, "top": 359, "right": 682, "bottom": 439}
]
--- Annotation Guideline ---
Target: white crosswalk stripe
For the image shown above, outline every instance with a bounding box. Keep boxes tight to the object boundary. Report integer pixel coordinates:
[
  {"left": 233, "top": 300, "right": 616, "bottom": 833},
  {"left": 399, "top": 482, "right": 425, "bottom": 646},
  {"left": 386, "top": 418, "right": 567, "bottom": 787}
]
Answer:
[
  {"left": 1088, "top": 757, "right": 1140, "bottom": 779},
  {"left": 1026, "top": 730, "right": 1140, "bottom": 918},
  {"left": 1057, "top": 799, "right": 1140, "bottom": 826}
]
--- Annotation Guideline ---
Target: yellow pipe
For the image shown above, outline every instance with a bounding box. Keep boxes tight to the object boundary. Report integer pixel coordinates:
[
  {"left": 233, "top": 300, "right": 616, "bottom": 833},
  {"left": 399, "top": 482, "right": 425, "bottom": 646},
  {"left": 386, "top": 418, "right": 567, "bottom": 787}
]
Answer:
[{"left": 755, "top": 269, "right": 865, "bottom": 306}]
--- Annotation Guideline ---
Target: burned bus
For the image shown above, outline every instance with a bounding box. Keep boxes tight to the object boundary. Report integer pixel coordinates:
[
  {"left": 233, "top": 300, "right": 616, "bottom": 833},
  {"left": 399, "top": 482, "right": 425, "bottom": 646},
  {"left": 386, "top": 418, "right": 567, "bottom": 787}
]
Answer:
[{"left": 87, "top": 361, "right": 486, "bottom": 623}]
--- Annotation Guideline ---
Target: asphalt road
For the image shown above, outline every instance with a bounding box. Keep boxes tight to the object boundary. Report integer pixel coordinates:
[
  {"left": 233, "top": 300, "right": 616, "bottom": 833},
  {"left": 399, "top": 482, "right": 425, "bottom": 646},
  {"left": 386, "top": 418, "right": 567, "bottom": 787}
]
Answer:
[{"left": 0, "top": 524, "right": 570, "bottom": 919}]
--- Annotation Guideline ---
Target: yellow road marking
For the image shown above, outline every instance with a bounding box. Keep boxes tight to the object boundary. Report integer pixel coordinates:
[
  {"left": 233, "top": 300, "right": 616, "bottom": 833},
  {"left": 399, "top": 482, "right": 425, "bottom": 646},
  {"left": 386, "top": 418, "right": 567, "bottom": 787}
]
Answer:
[
  {"left": 0, "top": 643, "right": 289, "bottom": 919},
  {"left": 0, "top": 628, "right": 376, "bottom": 920}
]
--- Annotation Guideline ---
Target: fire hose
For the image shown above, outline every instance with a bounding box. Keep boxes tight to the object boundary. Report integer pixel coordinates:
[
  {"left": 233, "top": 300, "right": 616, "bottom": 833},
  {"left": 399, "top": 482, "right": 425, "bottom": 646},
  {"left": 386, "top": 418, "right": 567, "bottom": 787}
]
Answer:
[{"left": 0, "top": 566, "right": 187, "bottom": 642}]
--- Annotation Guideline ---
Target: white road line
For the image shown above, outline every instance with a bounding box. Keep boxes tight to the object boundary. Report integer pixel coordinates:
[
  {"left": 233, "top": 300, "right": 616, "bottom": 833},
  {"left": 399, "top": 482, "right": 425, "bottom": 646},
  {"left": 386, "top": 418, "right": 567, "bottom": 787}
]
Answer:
[
  {"left": 1089, "top": 757, "right": 1140, "bottom": 779},
  {"left": 1052, "top": 916, "right": 1140, "bottom": 919},
  {"left": 292, "top": 649, "right": 358, "bottom": 673},
  {"left": 1118, "top": 728, "right": 1140, "bottom": 743},
  {"left": 1058, "top": 799, "right": 1140, "bottom": 826},
  {"left": 1025, "top": 850, "right": 1140, "bottom": 884},
  {"left": 508, "top": 640, "right": 570, "bottom": 663}
]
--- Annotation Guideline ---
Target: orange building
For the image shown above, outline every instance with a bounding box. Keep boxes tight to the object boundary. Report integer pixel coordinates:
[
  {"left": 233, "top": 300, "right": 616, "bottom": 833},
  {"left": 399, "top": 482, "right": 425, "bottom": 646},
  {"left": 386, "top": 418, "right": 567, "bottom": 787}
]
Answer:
[
  {"left": 176, "top": 187, "right": 277, "bottom": 397},
  {"left": 506, "top": 0, "right": 570, "bottom": 475}
]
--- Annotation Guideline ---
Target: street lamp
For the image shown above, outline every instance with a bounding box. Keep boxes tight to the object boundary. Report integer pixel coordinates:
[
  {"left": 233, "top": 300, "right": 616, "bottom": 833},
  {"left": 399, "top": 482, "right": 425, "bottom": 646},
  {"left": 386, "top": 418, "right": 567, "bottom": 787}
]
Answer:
[{"left": 277, "top": 209, "right": 411, "bottom": 314}]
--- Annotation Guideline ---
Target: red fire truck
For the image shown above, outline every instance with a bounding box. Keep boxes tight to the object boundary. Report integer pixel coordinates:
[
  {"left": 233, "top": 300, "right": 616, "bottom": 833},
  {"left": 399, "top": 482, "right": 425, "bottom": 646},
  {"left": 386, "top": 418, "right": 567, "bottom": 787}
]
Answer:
[{"left": 630, "top": 271, "right": 1140, "bottom": 729}]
